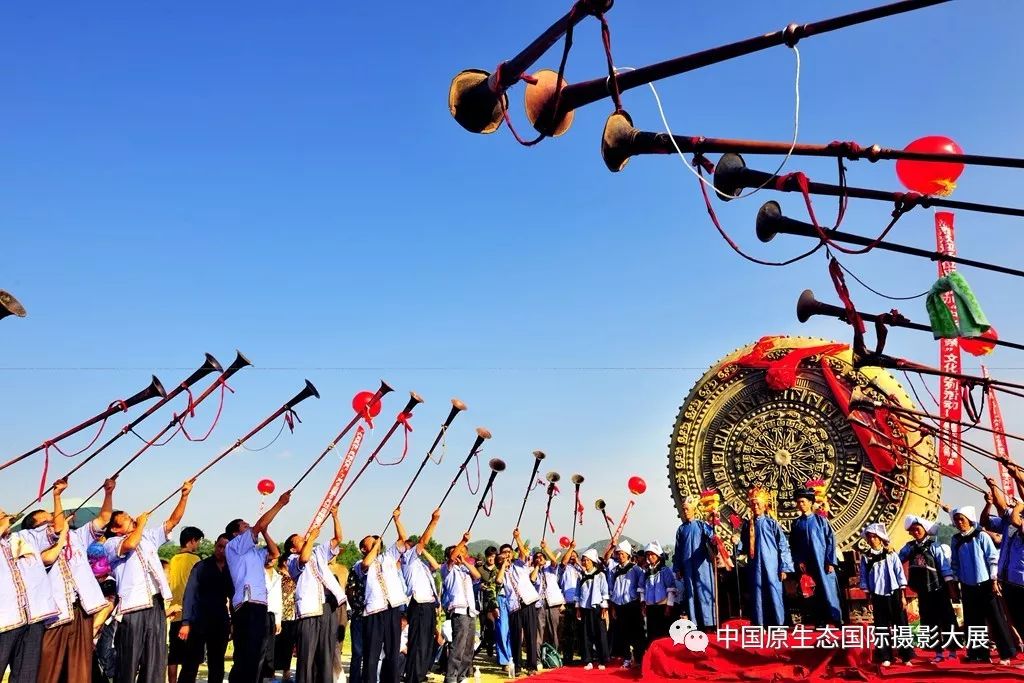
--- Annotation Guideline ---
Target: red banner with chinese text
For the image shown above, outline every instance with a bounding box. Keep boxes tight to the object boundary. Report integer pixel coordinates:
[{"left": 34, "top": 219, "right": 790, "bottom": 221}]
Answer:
[
  {"left": 984, "top": 365, "right": 1017, "bottom": 500},
  {"left": 936, "top": 211, "right": 963, "bottom": 477}
]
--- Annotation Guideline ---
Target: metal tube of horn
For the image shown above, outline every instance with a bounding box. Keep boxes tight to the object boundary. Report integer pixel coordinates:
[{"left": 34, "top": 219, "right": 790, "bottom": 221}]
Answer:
[
  {"left": 288, "top": 380, "right": 394, "bottom": 492},
  {"left": 449, "top": 0, "right": 612, "bottom": 134},
  {"left": 529, "top": 0, "right": 952, "bottom": 135},
  {"left": 0, "top": 375, "right": 168, "bottom": 474},
  {"left": 381, "top": 399, "right": 468, "bottom": 536},
  {"left": 337, "top": 392, "right": 424, "bottom": 503},
  {"left": 570, "top": 474, "right": 584, "bottom": 542},
  {"left": 437, "top": 427, "right": 492, "bottom": 509},
  {"left": 514, "top": 450, "right": 547, "bottom": 531},
  {"left": 467, "top": 458, "right": 506, "bottom": 535},
  {"left": 16, "top": 353, "right": 222, "bottom": 516},
  {"left": 796, "top": 289, "right": 1024, "bottom": 353},
  {"left": 602, "top": 111, "right": 1024, "bottom": 173},
  {"left": 860, "top": 355, "right": 1024, "bottom": 396},
  {"left": 757, "top": 202, "right": 1024, "bottom": 279},
  {"left": 540, "top": 471, "right": 561, "bottom": 543},
  {"left": 715, "top": 153, "right": 1024, "bottom": 218},
  {"left": 69, "top": 351, "right": 253, "bottom": 518},
  {"left": 148, "top": 380, "right": 320, "bottom": 514},
  {"left": 0, "top": 291, "right": 26, "bottom": 320},
  {"left": 595, "top": 498, "right": 615, "bottom": 540}
]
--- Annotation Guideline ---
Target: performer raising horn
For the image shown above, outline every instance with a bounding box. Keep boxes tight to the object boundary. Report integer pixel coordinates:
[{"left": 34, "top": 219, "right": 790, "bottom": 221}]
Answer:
[
  {"left": 497, "top": 529, "right": 542, "bottom": 677},
  {"left": 400, "top": 508, "right": 443, "bottom": 683},
  {"left": 789, "top": 488, "right": 841, "bottom": 626},
  {"left": 103, "top": 480, "right": 194, "bottom": 683},
  {"left": 735, "top": 486, "right": 793, "bottom": 626},
  {"left": 356, "top": 508, "right": 410, "bottom": 683}
]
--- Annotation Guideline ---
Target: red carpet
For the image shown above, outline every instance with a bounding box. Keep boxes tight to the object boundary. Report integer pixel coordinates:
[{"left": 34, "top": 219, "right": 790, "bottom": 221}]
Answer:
[{"left": 532, "top": 635, "right": 1024, "bottom": 682}]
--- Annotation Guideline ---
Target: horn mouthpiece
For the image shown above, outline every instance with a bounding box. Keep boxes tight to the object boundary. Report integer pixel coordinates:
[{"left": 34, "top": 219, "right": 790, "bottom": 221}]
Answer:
[{"left": 489, "top": 458, "right": 506, "bottom": 472}]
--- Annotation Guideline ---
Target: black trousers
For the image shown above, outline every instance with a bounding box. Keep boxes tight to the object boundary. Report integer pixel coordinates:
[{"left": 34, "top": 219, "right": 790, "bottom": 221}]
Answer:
[
  {"left": 296, "top": 603, "right": 337, "bottom": 683},
  {"left": 259, "top": 613, "right": 277, "bottom": 680},
  {"left": 1001, "top": 582, "right": 1024, "bottom": 646},
  {"left": 612, "top": 601, "right": 645, "bottom": 662},
  {"left": 508, "top": 606, "right": 538, "bottom": 673},
  {"left": 0, "top": 620, "right": 43, "bottom": 682},
  {"left": 645, "top": 604, "right": 672, "bottom": 645},
  {"left": 229, "top": 602, "right": 268, "bottom": 683},
  {"left": 560, "top": 602, "right": 577, "bottom": 665},
  {"left": 117, "top": 598, "right": 168, "bottom": 683},
  {"left": 177, "top": 621, "right": 230, "bottom": 683},
  {"left": 962, "top": 580, "right": 1017, "bottom": 661},
  {"left": 274, "top": 620, "right": 298, "bottom": 672},
  {"left": 580, "top": 608, "right": 609, "bottom": 665},
  {"left": 445, "top": 613, "right": 475, "bottom": 683},
  {"left": 404, "top": 600, "right": 436, "bottom": 683},
  {"left": 362, "top": 606, "right": 401, "bottom": 683},
  {"left": 917, "top": 588, "right": 960, "bottom": 654},
  {"left": 870, "top": 591, "right": 914, "bottom": 663}
]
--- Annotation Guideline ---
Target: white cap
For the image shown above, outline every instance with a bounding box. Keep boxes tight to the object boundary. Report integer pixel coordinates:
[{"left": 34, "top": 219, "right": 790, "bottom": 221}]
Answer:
[
  {"left": 903, "top": 514, "right": 939, "bottom": 536},
  {"left": 644, "top": 541, "right": 663, "bottom": 556},
  {"left": 616, "top": 540, "right": 632, "bottom": 554},
  {"left": 861, "top": 522, "right": 889, "bottom": 543},
  {"left": 951, "top": 506, "right": 977, "bottom": 525},
  {"left": 582, "top": 548, "right": 600, "bottom": 563}
]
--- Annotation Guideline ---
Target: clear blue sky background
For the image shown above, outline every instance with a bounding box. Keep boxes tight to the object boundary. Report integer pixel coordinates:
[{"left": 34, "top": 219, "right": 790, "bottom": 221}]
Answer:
[{"left": 2, "top": 1, "right": 1022, "bottom": 547}]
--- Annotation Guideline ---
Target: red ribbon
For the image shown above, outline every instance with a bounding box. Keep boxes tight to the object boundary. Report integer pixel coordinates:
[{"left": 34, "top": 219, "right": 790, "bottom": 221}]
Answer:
[
  {"left": 727, "top": 336, "right": 847, "bottom": 391},
  {"left": 397, "top": 412, "right": 414, "bottom": 461},
  {"left": 828, "top": 257, "right": 866, "bottom": 334},
  {"left": 38, "top": 442, "right": 51, "bottom": 502}
]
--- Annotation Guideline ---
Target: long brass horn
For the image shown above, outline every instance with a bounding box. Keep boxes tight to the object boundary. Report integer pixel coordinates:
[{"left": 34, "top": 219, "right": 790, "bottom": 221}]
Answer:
[
  {"left": 466, "top": 457, "right": 507, "bottom": 534},
  {"left": 796, "top": 289, "right": 1024, "bottom": 352},
  {"left": 756, "top": 201, "right": 1024, "bottom": 279},
  {"left": 715, "top": 153, "right": 1024, "bottom": 218},
  {"left": 449, "top": 0, "right": 612, "bottom": 135},
  {"left": 594, "top": 498, "right": 614, "bottom": 539},
  {"left": 0, "top": 291, "right": 26, "bottom": 320},
  {"left": 541, "top": 471, "right": 561, "bottom": 543},
  {"left": 438, "top": 427, "right": 493, "bottom": 508},
  {"left": 514, "top": 449, "right": 548, "bottom": 530},
  {"left": 570, "top": 474, "right": 584, "bottom": 541},
  {"left": 526, "top": 0, "right": 952, "bottom": 137}
]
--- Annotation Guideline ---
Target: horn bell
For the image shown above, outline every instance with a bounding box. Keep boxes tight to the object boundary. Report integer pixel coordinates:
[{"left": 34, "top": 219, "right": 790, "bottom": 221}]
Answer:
[
  {"left": 227, "top": 350, "right": 254, "bottom": 373},
  {"left": 0, "top": 291, "right": 26, "bottom": 320},
  {"left": 451, "top": 398, "right": 467, "bottom": 412},
  {"left": 449, "top": 69, "right": 507, "bottom": 135},
  {"left": 533, "top": 450, "right": 546, "bottom": 460},
  {"left": 476, "top": 427, "right": 493, "bottom": 440},
  {"left": 712, "top": 153, "right": 749, "bottom": 201},
  {"left": 524, "top": 69, "right": 574, "bottom": 137},
  {"left": 378, "top": 380, "right": 395, "bottom": 397},
  {"left": 756, "top": 201, "right": 784, "bottom": 243},
  {"left": 546, "top": 471, "right": 561, "bottom": 483},
  {"left": 601, "top": 110, "right": 638, "bottom": 172},
  {"left": 489, "top": 458, "right": 507, "bottom": 472},
  {"left": 287, "top": 379, "right": 320, "bottom": 408},
  {"left": 571, "top": 474, "right": 585, "bottom": 485},
  {"left": 796, "top": 289, "right": 822, "bottom": 324},
  {"left": 594, "top": 498, "right": 607, "bottom": 511}
]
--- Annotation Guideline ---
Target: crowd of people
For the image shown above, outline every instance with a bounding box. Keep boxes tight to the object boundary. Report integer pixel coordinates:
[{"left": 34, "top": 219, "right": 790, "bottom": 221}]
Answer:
[{"left": 4, "top": 470, "right": 1024, "bottom": 682}]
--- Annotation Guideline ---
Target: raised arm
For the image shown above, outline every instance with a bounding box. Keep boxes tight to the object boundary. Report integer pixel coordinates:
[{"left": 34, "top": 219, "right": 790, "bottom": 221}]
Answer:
[
  {"left": 1012, "top": 501, "right": 1024, "bottom": 531},
  {"left": 95, "top": 478, "right": 116, "bottom": 530},
  {"left": 421, "top": 550, "right": 441, "bottom": 572},
  {"left": 331, "top": 506, "right": 343, "bottom": 549},
  {"left": 393, "top": 508, "right": 408, "bottom": 552},
  {"left": 602, "top": 537, "right": 616, "bottom": 563},
  {"left": 164, "top": 480, "right": 193, "bottom": 536},
  {"left": 263, "top": 528, "right": 280, "bottom": 565},
  {"left": 987, "top": 476, "right": 1009, "bottom": 514},
  {"left": 52, "top": 478, "right": 68, "bottom": 534},
  {"left": 540, "top": 539, "right": 558, "bottom": 564},
  {"left": 416, "top": 509, "right": 441, "bottom": 553},
  {"left": 361, "top": 537, "right": 382, "bottom": 569},
  {"left": 120, "top": 512, "right": 151, "bottom": 555},
  {"left": 253, "top": 491, "right": 291, "bottom": 537},
  {"left": 299, "top": 525, "right": 322, "bottom": 566},
  {"left": 40, "top": 524, "right": 70, "bottom": 565},
  {"left": 512, "top": 528, "right": 529, "bottom": 562}
]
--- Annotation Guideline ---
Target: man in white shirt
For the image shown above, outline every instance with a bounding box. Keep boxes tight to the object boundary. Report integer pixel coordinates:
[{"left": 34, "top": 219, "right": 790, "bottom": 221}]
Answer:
[
  {"left": 399, "top": 509, "right": 441, "bottom": 683},
  {"left": 498, "top": 529, "right": 541, "bottom": 676},
  {"left": 356, "top": 508, "right": 410, "bottom": 683}
]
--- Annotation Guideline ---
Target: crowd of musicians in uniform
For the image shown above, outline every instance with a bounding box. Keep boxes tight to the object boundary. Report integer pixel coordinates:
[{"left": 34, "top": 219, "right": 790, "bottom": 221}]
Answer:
[{"left": 5, "top": 468, "right": 1024, "bottom": 683}]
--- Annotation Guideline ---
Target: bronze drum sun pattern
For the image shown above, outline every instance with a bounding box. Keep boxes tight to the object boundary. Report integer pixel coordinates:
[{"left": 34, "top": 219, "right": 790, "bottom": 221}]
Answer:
[{"left": 668, "top": 336, "right": 940, "bottom": 551}]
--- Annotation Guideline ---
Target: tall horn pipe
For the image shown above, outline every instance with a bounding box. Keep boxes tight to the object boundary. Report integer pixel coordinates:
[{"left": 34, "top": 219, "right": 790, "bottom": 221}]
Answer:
[
  {"left": 337, "top": 392, "right": 425, "bottom": 502},
  {"left": 437, "top": 427, "right": 492, "bottom": 509},
  {"left": 288, "top": 380, "right": 394, "bottom": 492},
  {"left": 148, "top": 380, "right": 320, "bottom": 514},
  {"left": 796, "top": 289, "right": 1024, "bottom": 353},
  {"left": 0, "top": 375, "right": 167, "bottom": 474},
  {"left": 69, "top": 351, "right": 253, "bottom": 518},
  {"left": 449, "top": 0, "right": 612, "bottom": 135},
  {"left": 467, "top": 458, "right": 506, "bottom": 535},
  {"left": 0, "top": 291, "right": 26, "bottom": 320},
  {"left": 15, "top": 353, "right": 222, "bottom": 517},
  {"left": 570, "top": 473, "right": 584, "bottom": 542},
  {"left": 757, "top": 202, "right": 1024, "bottom": 279},
  {"left": 540, "top": 471, "right": 561, "bottom": 543},
  {"left": 527, "top": 0, "right": 952, "bottom": 136},
  {"left": 860, "top": 354, "right": 1024, "bottom": 396},
  {"left": 715, "top": 153, "right": 1024, "bottom": 218},
  {"left": 514, "top": 450, "right": 547, "bottom": 531},
  {"left": 601, "top": 111, "right": 1024, "bottom": 174},
  {"left": 380, "top": 399, "right": 468, "bottom": 538},
  {"left": 595, "top": 498, "right": 615, "bottom": 540}
]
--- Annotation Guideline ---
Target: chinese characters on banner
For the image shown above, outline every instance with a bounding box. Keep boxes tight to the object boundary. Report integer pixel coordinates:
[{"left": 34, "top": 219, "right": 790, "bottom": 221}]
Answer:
[
  {"left": 936, "top": 211, "right": 963, "bottom": 478},
  {"left": 983, "top": 365, "right": 1017, "bottom": 500}
]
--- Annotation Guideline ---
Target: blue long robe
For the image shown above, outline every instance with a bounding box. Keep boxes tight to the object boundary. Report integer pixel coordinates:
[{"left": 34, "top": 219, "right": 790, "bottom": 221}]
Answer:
[
  {"left": 789, "top": 512, "right": 842, "bottom": 625},
  {"left": 736, "top": 514, "right": 794, "bottom": 626},
  {"left": 671, "top": 520, "right": 717, "bottom": 629},
  {"left": 495, "top": 592, "right": 512, "bottom": 666}
]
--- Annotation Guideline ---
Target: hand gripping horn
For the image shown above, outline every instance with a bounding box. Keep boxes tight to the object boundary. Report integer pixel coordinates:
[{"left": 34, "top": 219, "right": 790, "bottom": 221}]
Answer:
[
  {"left": 69, "top": 351, "right": 254, "bottom": 518},
  {"left": 513, "top": 450, "right": 547, "bottom": 532},
  {"left": 595, "top": 498, "right": 614, "bottom": 539},
  {"left": 795, "top": 289, "right": 1024, "bottom": 353},
  {"left": 0, "top": 291, "right": 26, "bottom": 320},
  {"left": 570, "top": 474, "right": 584, "bottom": 542},
  {"left": 0, "top": 375, "right": 167, "bottom": 475},
  {"left": 438, "top": 427, "right": 492, "bottom": 509},
  {"left": 16, "top": 353, "right": 222, "bottom": 517},
  {"left": 448, "top": 0, "right": 612, "bottom": 135},
  {"left": 289, "top": 380, "right": 394, "bottom": 493},
  {"left": 541, "top": 471, "right": 561, "bottom": 543},
  {"left": 148, "top": 380, "right": 319, "bottom": 514},
  {"left": 337, "top": 391, "right": 425, "bottom": 503},
  {"left": 756, "top": 201, "right": 1024, "bottom": 279},
  {"left": 466, "top": 458, "right": 506, "bottom": 535}
]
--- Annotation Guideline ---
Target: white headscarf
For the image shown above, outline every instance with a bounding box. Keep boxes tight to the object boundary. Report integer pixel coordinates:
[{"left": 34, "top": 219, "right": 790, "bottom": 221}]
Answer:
[
  {"left": 951, "top": 506, "right": 977, "bottom": 525},
  {"left": 861, "top": 522, "right": 890, "bottom": 543},
  {"left": 644, "top": 541, "right": 663, "bottom": 556},
  {"left": 616, "top": 540, "right": 632, "bottom": 554},
  {"left": 582, "top": 548, "right": 600, "bottom": 563},
  {"left": 903, "top": 515, "right": 940, "bottom": 536}
]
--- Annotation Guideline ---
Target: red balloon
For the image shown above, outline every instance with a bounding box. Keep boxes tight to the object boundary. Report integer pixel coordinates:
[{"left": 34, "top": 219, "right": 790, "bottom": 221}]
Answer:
[
  {"left": 960, "top": 327, "right": 999, "bottom": 357},
  {"left": 628, "top": 476, "right": 647, "bottom": 495},
  {"left": 559, "top": 536, "right": 571, "bottom": 549},
  {"left": 257, "top": 478, "right": 275, "bottom": 495},
  {"left": 895, "top": 136, "right": 964, "bottom": 196},
  {"left": 352, "top": 390, "right": 382, "bottom": 418}
]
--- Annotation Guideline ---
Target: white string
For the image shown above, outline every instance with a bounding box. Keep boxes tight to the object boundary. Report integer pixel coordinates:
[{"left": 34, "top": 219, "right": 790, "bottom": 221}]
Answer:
[{"left": 613, "top": 45, "right": 802, "bottom": 199}]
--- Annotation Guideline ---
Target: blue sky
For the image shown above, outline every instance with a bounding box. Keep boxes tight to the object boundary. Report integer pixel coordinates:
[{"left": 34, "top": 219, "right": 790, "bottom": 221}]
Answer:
[{"left": 2, "top": 1, "right": 1022, "bottom": 546}]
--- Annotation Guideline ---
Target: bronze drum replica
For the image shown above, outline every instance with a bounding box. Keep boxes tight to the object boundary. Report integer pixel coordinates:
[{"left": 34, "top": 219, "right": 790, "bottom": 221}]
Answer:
[{"left": 668, "top": 336, "right": 939, "bottom": 552}]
